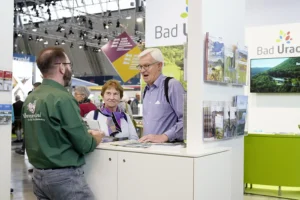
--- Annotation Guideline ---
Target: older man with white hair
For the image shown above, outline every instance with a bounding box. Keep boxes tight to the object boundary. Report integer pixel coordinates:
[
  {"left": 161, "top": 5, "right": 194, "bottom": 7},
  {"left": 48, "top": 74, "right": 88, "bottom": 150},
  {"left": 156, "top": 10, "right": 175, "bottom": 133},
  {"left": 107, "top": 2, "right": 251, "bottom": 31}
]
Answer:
[{"left": 138, "top": 48, "right": 185, "bottom": 143}]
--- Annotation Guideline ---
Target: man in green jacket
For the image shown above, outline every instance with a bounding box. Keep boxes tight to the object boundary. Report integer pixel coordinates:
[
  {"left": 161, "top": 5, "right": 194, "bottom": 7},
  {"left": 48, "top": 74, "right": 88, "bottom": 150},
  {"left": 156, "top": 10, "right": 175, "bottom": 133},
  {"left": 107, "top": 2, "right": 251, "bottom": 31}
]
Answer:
[{"left": 22, "top": 47, "right": 104, "bottom": 200}]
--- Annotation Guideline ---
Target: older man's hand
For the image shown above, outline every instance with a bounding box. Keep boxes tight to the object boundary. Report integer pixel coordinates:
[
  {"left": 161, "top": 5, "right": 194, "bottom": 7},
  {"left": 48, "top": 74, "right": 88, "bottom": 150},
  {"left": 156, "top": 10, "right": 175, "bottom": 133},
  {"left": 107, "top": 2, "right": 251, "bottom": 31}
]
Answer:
[{"left": 139, "top": 134, "right": 168, "bottom": 143}]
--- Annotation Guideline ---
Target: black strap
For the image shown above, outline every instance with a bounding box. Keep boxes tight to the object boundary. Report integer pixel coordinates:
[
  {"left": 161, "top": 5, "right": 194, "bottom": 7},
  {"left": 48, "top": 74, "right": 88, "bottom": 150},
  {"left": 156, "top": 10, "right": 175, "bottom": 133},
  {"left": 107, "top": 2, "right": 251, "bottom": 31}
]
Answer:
[
  {"left": 164, "top": 77, "right": 173, "bottom": 104},
  {"left": 93, "top": 109, "right": 100, "bottom": 120},
  {"left": 143, "top": 77, "right": 173, "bottom": 104}
]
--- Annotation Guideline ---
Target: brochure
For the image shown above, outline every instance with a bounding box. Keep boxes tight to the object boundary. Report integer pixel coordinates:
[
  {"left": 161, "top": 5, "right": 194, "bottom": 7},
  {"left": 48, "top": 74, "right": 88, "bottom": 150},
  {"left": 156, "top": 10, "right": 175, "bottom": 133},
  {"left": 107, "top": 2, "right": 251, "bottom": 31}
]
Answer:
[
  {"left": 3, "top": 71, "right": 12, "bottom": 91},
  {"left": 204, "top": 32, "right": 225, "bottom": 82},
  {"left": 235, "top": 48, "right": 248, "bottom": 85},
  {"left": 233, "top": 95, "right": 248, "bottom": 136},
  {"left": 224, "top": 47, "right": 236, "bottom": 83},
  {"left": 0, "top": 70, "right": 4, "bottom": 90},
  {"left": 0, "top": 104, "right": 12, "bottom": 125}
]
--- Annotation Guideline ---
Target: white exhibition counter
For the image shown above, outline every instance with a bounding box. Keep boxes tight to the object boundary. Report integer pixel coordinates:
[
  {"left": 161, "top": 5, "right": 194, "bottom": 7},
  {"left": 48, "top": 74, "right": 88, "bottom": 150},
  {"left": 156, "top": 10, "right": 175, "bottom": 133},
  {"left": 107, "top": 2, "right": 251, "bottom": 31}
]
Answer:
[{"left": 84, "top": 142, "right": 232, "bottom": 200}]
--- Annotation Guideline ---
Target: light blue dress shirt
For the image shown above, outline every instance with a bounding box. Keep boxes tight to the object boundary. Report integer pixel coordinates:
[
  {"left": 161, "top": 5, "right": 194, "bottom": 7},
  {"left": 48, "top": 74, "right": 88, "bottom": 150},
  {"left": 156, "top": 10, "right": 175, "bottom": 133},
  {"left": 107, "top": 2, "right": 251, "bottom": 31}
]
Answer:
[{"left": 143, "top": 74, "right": 185, "bottom": 141}]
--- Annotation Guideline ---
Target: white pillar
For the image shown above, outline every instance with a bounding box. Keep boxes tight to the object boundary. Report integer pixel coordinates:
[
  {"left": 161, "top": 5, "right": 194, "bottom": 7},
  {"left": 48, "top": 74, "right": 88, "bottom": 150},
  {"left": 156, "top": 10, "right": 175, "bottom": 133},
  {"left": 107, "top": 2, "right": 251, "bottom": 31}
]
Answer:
[
  {"left": 0, "top": 1, "right": 13, "bottom": 199},
  {"left": 186, "top": 0, "right": 204, "bottom": 152}
]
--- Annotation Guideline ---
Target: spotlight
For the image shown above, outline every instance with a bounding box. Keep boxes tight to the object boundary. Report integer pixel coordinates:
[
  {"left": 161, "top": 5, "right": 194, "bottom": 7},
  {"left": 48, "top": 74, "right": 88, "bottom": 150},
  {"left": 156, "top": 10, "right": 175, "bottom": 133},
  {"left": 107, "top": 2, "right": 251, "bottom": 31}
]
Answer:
[
  {"left": 56, "top": 25, "right": 62, "bottom": 32},
  {"left": 126, "top": 16, "right": 131, "bottom": 20},
  {"left": 35, "top": 36, "right": 40, "bottom": 42},
  {"left": 39, "top": 37, "right": 44, "bottom": 42},
  {"left": 17, "top": 32, "right": 22, "bottom": 37},
  {"left": 44, "top": 29, "right": 48, "bottom": 34},
  {"left": 32, "top": 28, "right": 37, "bottom": 32},
  {"left": 108, "top": 20, "right": 113, "bottom": 26},
  {"left": 69, "top": 28, "right": 74, "bottom": 35},
  {"left": 79, "top": 30, "right": 84, "bottom": 40},
  {"left": 63, "top": 18, "right": 67, "bottom": 24},
  {"left": 79, "top": 44, "right": 83, "bottom": 49},
  {"left": 28, "top": 35, "right": 33, "bottom": 41},
  {"left": 103, "top": 22, "right": 108, "bottom": 29},
  {"left": 44, "top": 40, "right": 48, "bottom": 45},
  {"left": 31, "top": 3, "right": 37, "bottom": 10},
  {"left": 108, "top": 10, "right": 112, "bottom": 17},
  {"left": 64, "top": 33, "right": 68, "bottom": 38},
  {"left": 70, "top": 43, "right": 74, "bottom": 48},
  {"left": 55, "top": 40, "right": 59, "bottom": 45},
  {"left": 61, "top": 40, "right": 65, "bottom": 45},
  {"left": 116, "top": 20, "right": 120, "bottom": 28},
  {"left": 84, "top": 43, "right": 88, "bottom": 50}
]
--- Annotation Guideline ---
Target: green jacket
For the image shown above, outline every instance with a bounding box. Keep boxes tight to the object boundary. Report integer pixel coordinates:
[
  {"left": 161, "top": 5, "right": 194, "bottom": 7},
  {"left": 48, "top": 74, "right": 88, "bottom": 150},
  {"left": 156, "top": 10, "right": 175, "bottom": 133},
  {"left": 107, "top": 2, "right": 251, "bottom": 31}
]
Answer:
[{"left": 22, "top": 79, "right": 97, "bottom": 169}]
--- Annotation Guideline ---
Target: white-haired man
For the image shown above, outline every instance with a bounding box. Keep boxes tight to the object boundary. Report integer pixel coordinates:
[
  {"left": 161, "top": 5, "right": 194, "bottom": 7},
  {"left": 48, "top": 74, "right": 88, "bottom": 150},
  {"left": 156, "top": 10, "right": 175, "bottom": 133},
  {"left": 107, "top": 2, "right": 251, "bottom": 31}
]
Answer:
[{"left": 138, "top": 48, "right": 184, "bottom": 143}]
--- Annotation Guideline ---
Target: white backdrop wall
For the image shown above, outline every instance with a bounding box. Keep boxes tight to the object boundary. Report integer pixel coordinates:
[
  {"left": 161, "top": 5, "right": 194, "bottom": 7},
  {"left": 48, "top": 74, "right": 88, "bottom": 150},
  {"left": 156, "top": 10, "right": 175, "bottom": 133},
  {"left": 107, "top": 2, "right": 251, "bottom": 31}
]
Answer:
[
  {"left": 245, "top": 0, "right": 300, "bottom": 134},
  {"left": 245, "top": 24, "right": 300, "bottom": 133},
  {"left": 0, "top": 2, "right": 13, "bottom": 199},
  {"left": 188, "top": 0, "right": 246, "bottom": 200},
  {"left": 246, "top": 0, "right": 300, "bottom": 27}
]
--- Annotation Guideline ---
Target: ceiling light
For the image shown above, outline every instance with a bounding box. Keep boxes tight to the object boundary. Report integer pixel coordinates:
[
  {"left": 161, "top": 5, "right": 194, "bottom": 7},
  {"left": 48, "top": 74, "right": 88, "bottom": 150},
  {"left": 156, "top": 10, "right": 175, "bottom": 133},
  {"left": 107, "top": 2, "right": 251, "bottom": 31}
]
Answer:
[
  {"left": 126, "top": 16, "right": 131, "bottom": 20},
  {"left": 55, "top": 40, "right": 59, "bottom": 45},
  {"left": 136, "top": 17, "right": 143, "bottom": 23},
  {"left": 28, "top": 35, "right": 33, "bottom": 41},
  {"left": 39, "top": 37, "right": 44, "bottom": 42},
  {"left": 44, "top": 41, "right": 48, "bottom": 45},
  {"left": 61, "top": 40, "right": 66, "bottom": 45},
  {"left": 17, "top": 32, "right": 22, "bottom": 37},
  {"left": 79, "top": 44, "right": 83, "bottom": 49}
]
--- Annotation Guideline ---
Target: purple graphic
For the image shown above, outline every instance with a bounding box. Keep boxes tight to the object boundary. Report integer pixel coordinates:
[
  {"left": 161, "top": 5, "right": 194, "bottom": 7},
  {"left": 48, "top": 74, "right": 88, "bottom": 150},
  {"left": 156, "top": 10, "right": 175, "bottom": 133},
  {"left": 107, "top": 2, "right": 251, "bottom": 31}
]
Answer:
[{"left": 101, "top": 32, "right": 137, "bottom": 63}]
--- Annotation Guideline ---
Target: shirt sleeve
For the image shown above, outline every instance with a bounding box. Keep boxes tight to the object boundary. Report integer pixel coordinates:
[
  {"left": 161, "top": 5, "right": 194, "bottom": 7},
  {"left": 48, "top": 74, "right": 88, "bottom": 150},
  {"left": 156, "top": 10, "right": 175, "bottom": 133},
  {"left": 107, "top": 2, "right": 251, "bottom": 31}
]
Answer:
[
  {"left": 57, "top": 97, "right": 97, "bottom": 154},
  {"left": 126, "top": 114, "right": 139, "bottom": 140},
  {"left": 164, "top": 80, "right": 184, "bottom": 142}
]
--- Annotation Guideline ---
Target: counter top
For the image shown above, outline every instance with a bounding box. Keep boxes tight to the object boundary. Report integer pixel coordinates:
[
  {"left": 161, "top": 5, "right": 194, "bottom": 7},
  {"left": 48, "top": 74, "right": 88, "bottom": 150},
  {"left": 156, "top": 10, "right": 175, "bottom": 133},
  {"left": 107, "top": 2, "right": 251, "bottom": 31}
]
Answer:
[{"left": 95, "top": 141, "right": 230, "bottom": 158}]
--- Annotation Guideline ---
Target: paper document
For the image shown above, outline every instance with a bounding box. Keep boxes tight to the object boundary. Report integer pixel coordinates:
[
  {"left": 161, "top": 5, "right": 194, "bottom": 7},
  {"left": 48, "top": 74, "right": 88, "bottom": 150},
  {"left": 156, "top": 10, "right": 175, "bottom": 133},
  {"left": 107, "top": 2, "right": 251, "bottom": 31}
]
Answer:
[{"left": 83, "top": 119, "right": 101, "bottom": 131}]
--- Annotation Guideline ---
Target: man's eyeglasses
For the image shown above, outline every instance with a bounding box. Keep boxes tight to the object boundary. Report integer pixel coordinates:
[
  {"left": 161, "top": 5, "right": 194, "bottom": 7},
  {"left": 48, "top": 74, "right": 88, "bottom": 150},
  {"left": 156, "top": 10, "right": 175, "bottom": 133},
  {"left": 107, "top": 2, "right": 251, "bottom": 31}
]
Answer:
[
  {"left": 136, "top": 61, "right": 160, "bottom": 71},
  {"left": 54, "top": 62, "right": 73, "bottom": 68}
]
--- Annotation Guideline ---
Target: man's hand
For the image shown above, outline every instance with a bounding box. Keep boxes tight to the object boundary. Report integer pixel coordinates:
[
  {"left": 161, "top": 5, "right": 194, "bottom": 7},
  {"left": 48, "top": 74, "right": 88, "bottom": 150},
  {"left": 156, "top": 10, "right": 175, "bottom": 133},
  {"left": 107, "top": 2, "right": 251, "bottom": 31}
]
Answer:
[
  {"left": 139, "top": 134, "right": 168, "bottom": 143},
  {"left": 88, "top": 130, "right": 105, "bottom": 145}
]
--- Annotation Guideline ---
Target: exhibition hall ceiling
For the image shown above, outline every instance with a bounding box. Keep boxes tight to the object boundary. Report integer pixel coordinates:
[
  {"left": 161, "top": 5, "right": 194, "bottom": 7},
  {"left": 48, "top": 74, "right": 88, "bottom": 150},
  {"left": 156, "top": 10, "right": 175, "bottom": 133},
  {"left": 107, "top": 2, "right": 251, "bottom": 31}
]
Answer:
[{"left": 13, "top": 0, "right": 146, "bottom": 77}]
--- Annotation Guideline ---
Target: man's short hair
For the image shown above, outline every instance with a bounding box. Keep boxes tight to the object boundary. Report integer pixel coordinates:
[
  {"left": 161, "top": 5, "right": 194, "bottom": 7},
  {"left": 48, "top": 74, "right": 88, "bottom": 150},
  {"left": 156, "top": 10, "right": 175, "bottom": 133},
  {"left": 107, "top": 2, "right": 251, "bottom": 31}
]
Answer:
[
  {"left": 138, "top": 48, "right": 164, "bottom": 65},
  {"left": 33, "top": 82, "right": 41, "bottom": 88},
  {"left": 36, "top": 47, "right": 66, "bottom": 75}
]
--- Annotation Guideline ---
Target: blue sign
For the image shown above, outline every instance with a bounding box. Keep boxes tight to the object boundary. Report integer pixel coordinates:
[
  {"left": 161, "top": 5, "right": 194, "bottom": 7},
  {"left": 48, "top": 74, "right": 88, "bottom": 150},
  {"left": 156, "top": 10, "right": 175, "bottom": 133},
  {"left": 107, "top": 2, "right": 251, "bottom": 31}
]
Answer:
[{"left": 13, "top": 53, "right": 36, "bottom": 63}]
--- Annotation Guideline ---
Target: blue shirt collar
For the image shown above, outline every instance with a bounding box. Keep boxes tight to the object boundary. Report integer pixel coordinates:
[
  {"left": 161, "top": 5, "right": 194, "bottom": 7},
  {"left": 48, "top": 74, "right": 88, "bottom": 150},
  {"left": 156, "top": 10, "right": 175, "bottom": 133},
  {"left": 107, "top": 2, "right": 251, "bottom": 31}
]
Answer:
[{"left": 146, "top": 74, "right": 164, "bottom": 90}]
